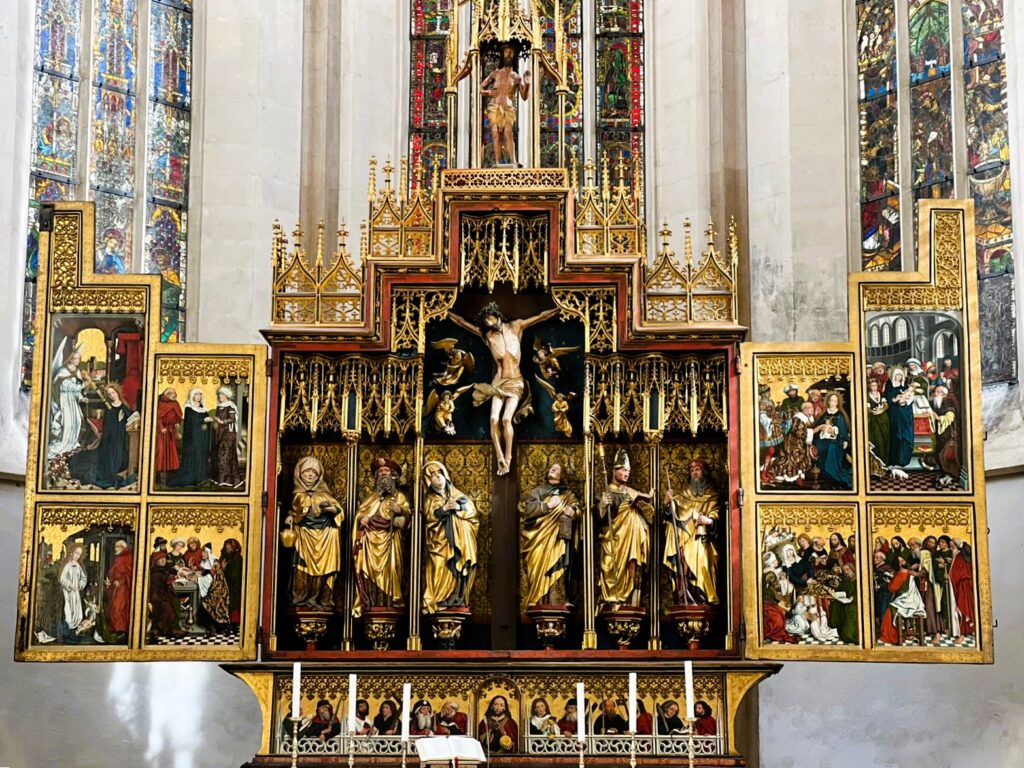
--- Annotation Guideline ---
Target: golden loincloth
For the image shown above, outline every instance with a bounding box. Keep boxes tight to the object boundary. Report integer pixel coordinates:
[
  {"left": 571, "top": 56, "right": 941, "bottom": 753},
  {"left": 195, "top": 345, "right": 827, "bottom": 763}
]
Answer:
[
  {"left": 472, "top": 376, "right": 533, "bottom": 423},
  {"left": 487, "top": 103, "right": 517, "bottom": 131}
]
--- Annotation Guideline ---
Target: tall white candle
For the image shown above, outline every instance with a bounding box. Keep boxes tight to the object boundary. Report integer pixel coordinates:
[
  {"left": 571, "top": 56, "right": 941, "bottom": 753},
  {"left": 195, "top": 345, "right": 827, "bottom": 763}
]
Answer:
[
  {"left": 348, "top": 674, "right": 357, "bottom": 733},
  {"left": 401, "top": 682, "right": 412, "bottom": 742},
  {"left": 684, "top": 661, "right": 695, "bottom": 721},
  {"left": 576, "top": 682, "right": 586, "bottom": 742},
  {"left": 291, "top": 662, "right": 301, "bottom": 719},
  {"left": 628, "top": 672, "right": 637, "bottom": 733}
]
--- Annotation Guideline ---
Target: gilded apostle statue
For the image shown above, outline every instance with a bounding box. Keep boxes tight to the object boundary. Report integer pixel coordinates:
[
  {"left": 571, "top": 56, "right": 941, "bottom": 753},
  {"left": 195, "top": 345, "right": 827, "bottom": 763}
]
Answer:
[
  {"left": 597, "top": 448, "right": 654, "bottom": 608},
  {"left": 352, "top": 458, "right": 411, "bottom": 617},
  {"left": 663, "top": 459, "right": 721, "bottom": 606},
  {"left": 521, "top": 462, "right": 581, "bottom": 607},
  {"left": 422, "top": 460, "right": 480, "bottom": 613},
  {"left": 281, "top": 456, "right": 344, "bottom": 610}
]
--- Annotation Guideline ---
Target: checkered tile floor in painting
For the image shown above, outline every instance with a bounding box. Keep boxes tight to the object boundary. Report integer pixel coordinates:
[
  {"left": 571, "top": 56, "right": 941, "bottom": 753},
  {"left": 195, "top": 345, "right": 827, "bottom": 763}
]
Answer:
[
  {"left": 768, "top": 634, "right": 976, "bottom": 648},
  {"left": 152, "top": 631, "right": 240, "bottom": 646},
  {"left": 870, "top": 470, "right": 946, "bottom": 492}
]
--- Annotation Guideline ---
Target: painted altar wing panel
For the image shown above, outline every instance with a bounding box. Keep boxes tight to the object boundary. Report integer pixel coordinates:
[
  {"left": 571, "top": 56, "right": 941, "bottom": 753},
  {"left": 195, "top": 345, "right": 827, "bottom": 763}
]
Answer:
[{"left": 741, "top": 201, "right": 993, "bottom": 663}]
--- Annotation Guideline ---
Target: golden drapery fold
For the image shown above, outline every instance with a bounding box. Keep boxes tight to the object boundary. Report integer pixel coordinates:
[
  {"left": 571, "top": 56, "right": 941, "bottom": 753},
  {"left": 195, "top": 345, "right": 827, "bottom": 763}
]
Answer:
[
  {"left": 288, "top": 456, "right": 345, "bottom": 607},
  {"left": 521, "top": 485, "right": 580, "bottom": 606},
  {"left": 423, "top": 484, "right": 480, "bottom": 614},
  {"left": 352, "top": 490, "right": 411, "bottom": 618},
  {"left": 598, "top": 482, "right": 652, "bottom": 607},
  {"left": 662, "top": 488, "right": 720, "bottom": 605}
]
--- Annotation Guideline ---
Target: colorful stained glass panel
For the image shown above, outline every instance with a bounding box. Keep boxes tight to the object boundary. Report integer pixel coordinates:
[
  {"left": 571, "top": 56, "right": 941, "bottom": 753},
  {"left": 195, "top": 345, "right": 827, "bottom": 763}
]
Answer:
[
  {"left": 857, "top": 0, "right": 896, "bottom": 99},
  {"left": 859, "top": 93, "right": 899, "bottom": 201},
  {"left": 411, "top": 0, "right": 451, "bottom": 36},
  {"left": 410, "top": 38, "right": 448, "bottom": 132},
  {"left": 145, "top": 203, "right": 186, "bottom": 277},
  {"left": 978, "top": 274, "right": 1016, "bottom": 382},
  {"left": 910, "top": 78, "right": 953, "bottom": 187},
  {"left": 908, "top": 0, "right": 950, "bottom": 84},
  {"left": 964, "top": 60, "right": 1009, "bottom": 171},
  {"left": 541, "top": 130, "right": 584, "bottom": 177},
  {"left": 969, "top": 165, "right": 1013, "bottom": 274},
  {"left": 597, "top": 0, "right": 643, "bottom": 34},
  {"left": 862, "top": 195, "right": 901, "bottom": 271},
  {"left": 150, "top": 0, "right": 192, "bottom": 109},
  {"left": 94, "top": 191, "right": 134, "bottom": 274},
  {"left": 596, "top": 35, "right": 644, "bottom": 128},
  {"left": 31, "top": 72, "right": 79, "bottom": 181},
  {"left": 963, "top": 0, "right": 1004, "bottom": 66},
  {"left": 35, "top": 0, "right": 83, "bottom": 78},
  {"left": 540, "top": 27, "right": 583, "bottom": 131},
  {"left": 147, "top": 102, "right": 190, "bottom": 205},
  {"left": 90, "top": 87, "right": 136, "bottom": 195},
  {"left": 92, "top": 0, "right": 138, "bottom": 92},
  {"left": 912, "top": 179, "right": 953, "bottom": 242}
]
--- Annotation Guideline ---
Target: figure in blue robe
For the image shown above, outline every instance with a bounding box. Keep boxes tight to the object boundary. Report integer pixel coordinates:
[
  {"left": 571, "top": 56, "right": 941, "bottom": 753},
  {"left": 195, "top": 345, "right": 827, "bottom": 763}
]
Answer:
[
  {"left": 884, "top": 373, "right": 915, "bottom": 467},
  {"left": 812, "top": 401, "right": 853, "bottom": 488}
]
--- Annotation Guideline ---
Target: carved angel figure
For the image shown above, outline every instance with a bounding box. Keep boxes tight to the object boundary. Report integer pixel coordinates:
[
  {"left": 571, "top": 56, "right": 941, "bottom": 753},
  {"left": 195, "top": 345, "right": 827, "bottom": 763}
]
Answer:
[
  {"left": 431, "top": 338, "right": 476, "bottom": 387},
  {"left": 532, "top": 338, "right": 580, "bottom": 381},
  {"left": 534, "top": 376, "right": 577, "bottom": 438},
  {"left": 425, "top": 385, "right": 473, "bottom": 436}
]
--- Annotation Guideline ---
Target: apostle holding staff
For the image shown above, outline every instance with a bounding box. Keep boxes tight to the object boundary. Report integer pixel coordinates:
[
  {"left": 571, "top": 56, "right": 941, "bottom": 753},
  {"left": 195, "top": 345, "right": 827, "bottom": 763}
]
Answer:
[
  {"left": 663, "top": 459, "right": 721, "bottom": 606},
  {"left": 597, "top": 448, "right": 654, "bottom": 609}
]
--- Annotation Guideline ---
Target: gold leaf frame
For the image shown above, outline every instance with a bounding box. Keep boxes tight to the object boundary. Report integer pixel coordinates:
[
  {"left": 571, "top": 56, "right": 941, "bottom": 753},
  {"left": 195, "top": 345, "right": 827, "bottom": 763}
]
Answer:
[{"left": 740, "top": 200, "right": 993, "bottom": 663}]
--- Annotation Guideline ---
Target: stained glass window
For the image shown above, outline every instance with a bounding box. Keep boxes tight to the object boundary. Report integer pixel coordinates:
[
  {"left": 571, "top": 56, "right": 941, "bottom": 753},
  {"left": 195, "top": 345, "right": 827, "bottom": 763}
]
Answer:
[
  {"left": 595, "top": 0, "right": 644, "bottom": 203},
  {"left": 854, "top": 0, "right": 1016, "bottom": 383},
  {"left": 538, "top": 0, "right": 583, "bottom": 175},
  {"left": 23, "top": 0, "right": 194, "bottom": 388},
  {"left": 409, "top": 0, "right": 452, "bottom": 185}
]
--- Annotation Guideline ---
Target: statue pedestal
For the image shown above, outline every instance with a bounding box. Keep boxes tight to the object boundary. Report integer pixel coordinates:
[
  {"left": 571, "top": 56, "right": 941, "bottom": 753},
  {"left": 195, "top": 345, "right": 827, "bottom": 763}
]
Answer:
[
  {"left": 362, "top": 607, "right": 404, "bottom": 651},
  {"left": 288, "top": 607, "right": 333, "bottom": 651},
  {"left": 600, "top": 605, "right": 647, "bottom": 648},
  {"left": 665, "top": 604, "right": 717, "bottom": 650},
  {"left": 430, "top": 606, "right": 471, "bottom": 650},
  {"left": 526, "top": 604, "right": 574, "bottom": 649}
]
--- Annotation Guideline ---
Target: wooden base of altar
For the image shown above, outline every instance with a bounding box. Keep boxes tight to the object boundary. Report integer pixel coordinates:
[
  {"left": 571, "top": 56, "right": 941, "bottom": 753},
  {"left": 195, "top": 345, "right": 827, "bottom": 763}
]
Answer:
[{"left": 225, "top": 661, "right": 780, "bottom": 768}]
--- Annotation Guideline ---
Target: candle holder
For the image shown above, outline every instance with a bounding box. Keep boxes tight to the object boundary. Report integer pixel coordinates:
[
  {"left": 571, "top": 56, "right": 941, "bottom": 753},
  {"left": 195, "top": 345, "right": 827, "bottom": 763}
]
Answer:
[
  {"left": 577, "top": 738, "right": 587, "bottom": 768},
  {"left": 347, "top": 728, "right": 355, "bottom": 768},
  {"left": 628, "top": 730, "right": 637, "bottom": 768},
  {"left": 401, "top": 740, "right": 409, "bottom": 768},
  {"left": 290, "top": 718, "right": 299, "bottom": 768},
  {"left": 685, "top": 717, "right": 696, "bottom": 768}
]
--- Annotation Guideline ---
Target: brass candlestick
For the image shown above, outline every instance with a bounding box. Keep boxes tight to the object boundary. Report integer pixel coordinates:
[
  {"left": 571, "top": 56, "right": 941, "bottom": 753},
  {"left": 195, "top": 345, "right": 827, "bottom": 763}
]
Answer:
[
  {"left": 628, "top": 730, "right": 637, "bottom": 768},
  {"left": 347, "top": 727, "right": 355, "bottom": 768},
  {"left": 401, "top": 739, "right": 408, "bottom": 768},
  {"left": 577, "top": 738, "right": 587, "bottom": 768},
  {"left": 290, "top": 718, "right": 299, "bottom": 768}
]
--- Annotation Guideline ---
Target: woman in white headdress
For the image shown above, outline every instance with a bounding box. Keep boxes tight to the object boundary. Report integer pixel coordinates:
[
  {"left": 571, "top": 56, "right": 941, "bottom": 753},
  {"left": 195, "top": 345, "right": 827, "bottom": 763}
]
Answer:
[
  {"left": 48, "top": 339, "right": 89, "bottom": 458},
  {"left": 167, "top": 388, "right": 213, "bottom": 487},
  {"left": 58, "top": 544, "right": 88, "bottom": 640},
  {"left": 212, "top": 386, "right": 244, "bottom": 487}
]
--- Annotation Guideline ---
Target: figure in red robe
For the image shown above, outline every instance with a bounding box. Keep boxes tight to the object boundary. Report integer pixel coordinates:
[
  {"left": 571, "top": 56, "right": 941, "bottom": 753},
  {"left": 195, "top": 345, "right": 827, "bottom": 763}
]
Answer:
[
  {"left": 183, "top": 536, "right": 203, "bottom": 570},
  {"left": 478, "top": 695, "right": 518, "bottom": 753},
  {"left": 762, "top": 570, "right": 797, "bottom": 643},
  {"left": 436, "top": 701, "right": 469, "bottom": 736},
  {"left": 104, "top": 539, "right": 133, "bottom": 638},
  {"left": 693, "top": 701, "right": 717, "bottom": 735},
  {"left": 879, "top": 560, "right": 926, "bottom": 645},
  {"left": 115, "top": 332, "right": 144, "bottom": 409},
  {"left": 949, "top": 542, "right": 975, "bottom": 642},
  {"left": 155, "top": 388, "right": 183, "bottom": 474}
]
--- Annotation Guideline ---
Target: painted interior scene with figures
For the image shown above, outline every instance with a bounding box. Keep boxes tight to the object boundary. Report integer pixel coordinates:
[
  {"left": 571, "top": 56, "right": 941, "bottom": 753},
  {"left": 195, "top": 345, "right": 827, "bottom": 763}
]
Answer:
[{"left": 6, "top": 0, "right": 1018, "bottom": 766}]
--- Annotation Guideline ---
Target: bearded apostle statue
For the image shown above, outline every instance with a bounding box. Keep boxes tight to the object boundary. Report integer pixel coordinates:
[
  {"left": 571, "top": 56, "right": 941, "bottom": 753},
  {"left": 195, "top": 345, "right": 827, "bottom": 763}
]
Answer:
[
  {"left": 352, "top": 458, "right": 411, "bottom": 617},
  {"left": 422, "top": 460, "right": 480, "bottom": 614},
  {"left": 597, "top": 448, "right": 654, "bottom": 609},
  {"left": 281, "top": 456, "right": 345, "bottom": 610},
  {"left": 663, "top": 459, "right": 721, "bottom": 606},
  {"left": 521, "top": 462, "right": 581, "bottom": 607}
]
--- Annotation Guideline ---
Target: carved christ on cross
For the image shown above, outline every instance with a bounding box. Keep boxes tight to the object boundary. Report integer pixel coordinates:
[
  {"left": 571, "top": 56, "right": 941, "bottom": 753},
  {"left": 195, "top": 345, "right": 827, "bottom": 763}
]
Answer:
[{"left": 448, "top": 302, "right": 560, "bottom": 475}]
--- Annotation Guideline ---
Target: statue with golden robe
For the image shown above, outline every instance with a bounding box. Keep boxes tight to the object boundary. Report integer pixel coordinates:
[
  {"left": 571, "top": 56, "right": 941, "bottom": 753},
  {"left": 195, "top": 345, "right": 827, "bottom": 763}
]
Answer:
[
  {"left": 281, "top": 456, "right": 345, "bottom": 610},
  {"left": 352, "top": 458, "right": 411, "bottom": 618},
  {"left": 663, "top": 459, "right": 720, "bottom": 606},
  {"left": 521, "top": 462, "right": 580, "bottom": 607},
  {"left": 597, "top": 448, "right": 653, "bottom": 610},
  {"left": 422, "top": 460, "right": 480, "bottom": 613}
]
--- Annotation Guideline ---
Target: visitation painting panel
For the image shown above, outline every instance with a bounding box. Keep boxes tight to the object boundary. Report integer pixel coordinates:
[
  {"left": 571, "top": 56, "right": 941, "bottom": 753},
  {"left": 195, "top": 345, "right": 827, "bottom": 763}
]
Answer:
[
  {"left": 864, "top": 310, "right": 968, "bottom": 492},
  {"left": 42, "top": 314, "right": 146, "bottom": 492},
  {"left": 151, "top": 354, "right": 256, "bottom": 493},
  {"left": 869, "top": 504, "right": 979, "bottom": 649},
  {"left": 31, "top": 504, "right": 138, "bottom": 648},
  {"left": 753, "top": 354, "right": 855, "bottom": 493},
  {"left": 142, "top": 505, "right": 246, "bottom": 648},
  {"left": 757, "top": 504, "right": 862, "bottom": 648}
]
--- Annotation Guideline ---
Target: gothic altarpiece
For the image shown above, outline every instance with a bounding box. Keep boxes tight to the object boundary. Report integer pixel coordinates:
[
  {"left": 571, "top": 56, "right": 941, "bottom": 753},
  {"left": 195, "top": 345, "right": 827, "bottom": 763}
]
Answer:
[{"left": 15, "top": 2, "right": 993, "bottom": 766}]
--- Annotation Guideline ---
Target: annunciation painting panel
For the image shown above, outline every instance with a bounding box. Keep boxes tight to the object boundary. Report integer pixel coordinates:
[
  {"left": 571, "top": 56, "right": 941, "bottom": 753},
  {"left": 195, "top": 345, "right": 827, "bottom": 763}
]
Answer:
[
  {"left": 43, "top": 314, "right": 145, "bottom": 492},
  {"left": 752, "top": 354, "right": 855, "bottom": 493},
  {"left": 150, "top": 352, "right": 258, "bottom": 493},
  {"left": 869, "top": 504, "right": 981, "bottom": 652},
  {"left": 28, "top": 504, "right": 138, "bottom": 651},
  {"left": 142, "top": 504, "right": 248, "bottom": 650}
]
